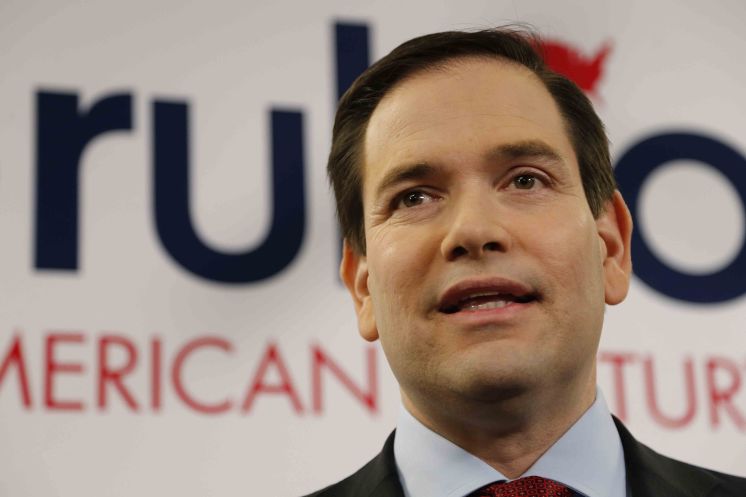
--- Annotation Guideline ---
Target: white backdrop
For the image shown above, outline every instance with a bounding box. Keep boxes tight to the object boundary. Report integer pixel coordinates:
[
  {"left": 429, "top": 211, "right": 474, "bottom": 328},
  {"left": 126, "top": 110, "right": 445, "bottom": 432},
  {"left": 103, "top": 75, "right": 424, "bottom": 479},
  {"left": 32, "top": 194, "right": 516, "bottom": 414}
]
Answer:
[{"left": 1, "top": 1, "right": 745, "bottom": 496}]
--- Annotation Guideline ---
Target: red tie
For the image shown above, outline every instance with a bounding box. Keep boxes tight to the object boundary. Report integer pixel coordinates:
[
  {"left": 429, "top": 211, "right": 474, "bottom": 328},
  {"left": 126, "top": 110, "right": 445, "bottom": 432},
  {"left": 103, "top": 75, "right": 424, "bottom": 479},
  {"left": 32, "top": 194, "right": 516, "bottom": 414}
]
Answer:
[{"left": 470, "top": 476, "right": 573, "bottom": 497}]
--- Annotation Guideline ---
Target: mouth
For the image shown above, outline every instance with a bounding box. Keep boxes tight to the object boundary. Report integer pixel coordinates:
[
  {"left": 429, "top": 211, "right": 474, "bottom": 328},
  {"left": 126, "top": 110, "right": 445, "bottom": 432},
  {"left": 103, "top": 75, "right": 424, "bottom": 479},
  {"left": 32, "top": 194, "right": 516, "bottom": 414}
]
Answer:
[
  {"left": 440, "top": 293, "right": 537, "bottom": 314},
  {"left": 438, "top": 279, "right": 539, "bottom": 315}
]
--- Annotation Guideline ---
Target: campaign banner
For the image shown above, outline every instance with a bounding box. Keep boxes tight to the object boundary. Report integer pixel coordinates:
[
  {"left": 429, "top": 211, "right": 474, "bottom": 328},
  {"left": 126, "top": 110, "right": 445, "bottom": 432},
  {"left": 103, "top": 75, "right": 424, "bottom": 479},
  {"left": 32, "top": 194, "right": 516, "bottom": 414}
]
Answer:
[{"left": 1, "top": 1, "right": 744, "bottom": 496}]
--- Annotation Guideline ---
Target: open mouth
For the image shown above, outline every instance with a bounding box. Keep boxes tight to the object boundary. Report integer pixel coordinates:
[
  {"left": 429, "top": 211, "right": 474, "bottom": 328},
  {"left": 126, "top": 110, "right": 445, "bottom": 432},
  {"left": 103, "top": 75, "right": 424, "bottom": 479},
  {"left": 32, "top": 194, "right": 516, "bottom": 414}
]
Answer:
[{"left": 439, "top": 291, "right": 538, "bottom": 314}]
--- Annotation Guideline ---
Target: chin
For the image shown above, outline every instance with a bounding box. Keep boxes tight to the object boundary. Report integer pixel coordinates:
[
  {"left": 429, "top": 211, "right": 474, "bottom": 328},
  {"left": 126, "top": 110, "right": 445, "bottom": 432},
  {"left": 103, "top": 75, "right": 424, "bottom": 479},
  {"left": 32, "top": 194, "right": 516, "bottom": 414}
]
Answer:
[{"left": 449, "top": 365, "right": 537, "bottom": 404}]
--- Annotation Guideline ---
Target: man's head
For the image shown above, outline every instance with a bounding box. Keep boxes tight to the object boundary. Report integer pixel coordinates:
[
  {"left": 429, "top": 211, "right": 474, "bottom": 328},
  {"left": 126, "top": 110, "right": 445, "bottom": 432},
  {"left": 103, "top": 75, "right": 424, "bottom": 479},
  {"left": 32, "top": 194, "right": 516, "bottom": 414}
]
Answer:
[
  {"left": 330, "top": 28, "right": 633, "bottom": 421},
  {"left": 329, "top": 28, "right": 616, "bottom": 255}
]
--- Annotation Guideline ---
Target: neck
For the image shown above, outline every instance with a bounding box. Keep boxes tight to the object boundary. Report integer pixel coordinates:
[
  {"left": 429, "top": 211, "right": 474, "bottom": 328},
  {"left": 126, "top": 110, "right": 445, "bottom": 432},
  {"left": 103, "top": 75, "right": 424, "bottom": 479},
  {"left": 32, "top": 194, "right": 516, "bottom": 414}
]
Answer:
[{"left": 401, "top": 378, "right": 596, "bottom": 479}]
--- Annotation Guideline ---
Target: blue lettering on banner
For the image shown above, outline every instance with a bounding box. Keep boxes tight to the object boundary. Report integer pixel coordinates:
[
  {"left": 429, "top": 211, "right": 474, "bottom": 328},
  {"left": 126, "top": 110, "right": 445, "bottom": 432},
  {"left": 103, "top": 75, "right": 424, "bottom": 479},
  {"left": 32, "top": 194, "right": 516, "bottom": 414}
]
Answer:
[
  {"left": 35, "top": 91, "right": 133, "bottom": 270},
  {"left": 153, "top": 102, "right": 306, "bottom": 283},
  {"left": 30, "top": 23, "right": 746, "bottom": 303},
  {"left": 615, "top": 132, "right": 746, "bottom": 303},
  {"left": 333, "top": 22, "right": 371, "bottom": 263},
  {"left": 335, "top": 22, "right": 370, "bottom": 102},
  {"left": 33, "top": 21, "right": 372, "bottom": 284}
]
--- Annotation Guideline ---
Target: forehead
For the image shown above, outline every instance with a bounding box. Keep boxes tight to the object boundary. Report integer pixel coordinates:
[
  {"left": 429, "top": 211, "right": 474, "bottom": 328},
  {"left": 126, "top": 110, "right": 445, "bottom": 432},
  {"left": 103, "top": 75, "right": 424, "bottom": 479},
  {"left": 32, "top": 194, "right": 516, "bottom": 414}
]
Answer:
[{"left": 362, "top": 57, "right": 577, "bottom": 196}]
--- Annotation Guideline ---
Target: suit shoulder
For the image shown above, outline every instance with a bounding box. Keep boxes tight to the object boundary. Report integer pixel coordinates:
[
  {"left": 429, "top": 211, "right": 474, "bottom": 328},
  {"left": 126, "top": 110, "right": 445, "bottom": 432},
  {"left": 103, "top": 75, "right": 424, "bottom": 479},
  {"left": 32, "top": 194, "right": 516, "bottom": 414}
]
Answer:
[
  {"left": 300, "top": 432, "right": 403, "bottom": 497},
  {"left": 614, "top": 417, "right": 746, "bottom": 496},
  {"left": 301, "top": 470, "right": 400, "bottom": 497},
  {"left": 619, "top": 422, "right": 746, "bottom": 495},
  {"left": 712, "top": 470, "right": 746, "bottom": 495},
  {"left": 649, "top": 449, "right": 746, "bottom": 496}
]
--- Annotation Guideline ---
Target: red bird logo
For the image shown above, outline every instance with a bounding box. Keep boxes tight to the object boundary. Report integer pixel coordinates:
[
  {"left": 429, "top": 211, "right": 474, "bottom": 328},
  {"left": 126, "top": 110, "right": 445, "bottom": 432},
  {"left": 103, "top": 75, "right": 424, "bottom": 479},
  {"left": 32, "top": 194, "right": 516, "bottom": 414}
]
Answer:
[{"left": 538, "top": 40, "right": 613, "bottom": 97}]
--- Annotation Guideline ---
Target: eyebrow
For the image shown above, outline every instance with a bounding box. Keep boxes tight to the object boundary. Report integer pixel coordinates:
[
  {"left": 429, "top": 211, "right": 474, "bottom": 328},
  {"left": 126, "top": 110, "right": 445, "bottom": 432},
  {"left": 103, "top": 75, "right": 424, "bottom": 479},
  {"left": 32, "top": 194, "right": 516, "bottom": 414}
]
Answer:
[
  {"left": 485, "top": 140, "right": 564, "bottom": 163},
  {"left": 372, "top": 140, "right": 564, "bottom": 200},
  {"left": 373, "top": 162, "right": 438, "bottom": 201}
]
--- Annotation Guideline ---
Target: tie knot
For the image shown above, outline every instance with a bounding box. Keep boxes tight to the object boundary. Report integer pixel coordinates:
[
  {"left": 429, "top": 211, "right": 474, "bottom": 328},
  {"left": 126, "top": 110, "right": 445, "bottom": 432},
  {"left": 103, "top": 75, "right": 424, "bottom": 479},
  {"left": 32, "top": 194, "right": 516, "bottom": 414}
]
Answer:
[{"left": 471, "top": 476, "right": 573, "bottom": 497}]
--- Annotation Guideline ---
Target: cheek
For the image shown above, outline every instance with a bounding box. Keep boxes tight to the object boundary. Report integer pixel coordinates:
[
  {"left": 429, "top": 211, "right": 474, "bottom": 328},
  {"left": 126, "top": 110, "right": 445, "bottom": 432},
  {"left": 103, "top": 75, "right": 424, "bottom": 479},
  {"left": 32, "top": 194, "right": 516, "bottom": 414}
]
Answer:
[
  {"left": 535, "top": 212, "right": 605, "bottom": 297},
  {"left": 368, "top": 224, "right": 439, "bottom": 280},
  {"left": 366, "top": 241, "right": 413, "bottom": 319},
  {"left": 532, "top": 214, "right": 606, "bottom": 358},
  {"left": 366, "top": 228, "right": 439, "bottom": 331}
]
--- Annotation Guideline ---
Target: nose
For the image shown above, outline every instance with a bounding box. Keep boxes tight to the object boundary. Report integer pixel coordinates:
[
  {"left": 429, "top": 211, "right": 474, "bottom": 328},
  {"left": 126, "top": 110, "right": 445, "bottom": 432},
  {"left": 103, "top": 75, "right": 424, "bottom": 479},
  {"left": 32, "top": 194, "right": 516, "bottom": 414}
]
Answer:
[{"left": 440, "top": 195, "right": 512, "bottom": 261}]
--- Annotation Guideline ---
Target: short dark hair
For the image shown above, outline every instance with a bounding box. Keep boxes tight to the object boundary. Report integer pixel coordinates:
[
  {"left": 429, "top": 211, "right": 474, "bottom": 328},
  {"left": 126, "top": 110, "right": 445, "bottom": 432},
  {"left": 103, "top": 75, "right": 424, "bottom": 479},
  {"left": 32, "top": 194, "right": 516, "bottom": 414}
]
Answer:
[{"left": 328, "top": 27, "right": 616, "bottom": 254}]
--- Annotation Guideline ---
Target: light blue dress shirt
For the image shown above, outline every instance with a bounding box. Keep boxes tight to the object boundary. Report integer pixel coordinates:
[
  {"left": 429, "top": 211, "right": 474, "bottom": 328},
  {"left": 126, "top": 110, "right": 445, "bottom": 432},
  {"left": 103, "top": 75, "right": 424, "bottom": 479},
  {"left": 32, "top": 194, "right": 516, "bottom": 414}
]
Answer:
[{"left": 393, "top": 389, "right": 626, "bottom": 497}]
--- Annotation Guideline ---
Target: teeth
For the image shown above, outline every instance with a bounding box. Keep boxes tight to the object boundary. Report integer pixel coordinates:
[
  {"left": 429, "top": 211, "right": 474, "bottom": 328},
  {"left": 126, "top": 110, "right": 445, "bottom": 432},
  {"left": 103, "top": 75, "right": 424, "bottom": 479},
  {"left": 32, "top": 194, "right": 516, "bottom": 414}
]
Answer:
[
  {"left": 463, "top": 291, "right": 502, "bottom": 300},
  {"left": 458, "top": 292, "right": 505, "bottom": 305},
  {"left": 463, "top": 298, "right": 509, "bottom": 311},
  {"left": 440, "top": 290, "right": 535, "bottom": 314}
]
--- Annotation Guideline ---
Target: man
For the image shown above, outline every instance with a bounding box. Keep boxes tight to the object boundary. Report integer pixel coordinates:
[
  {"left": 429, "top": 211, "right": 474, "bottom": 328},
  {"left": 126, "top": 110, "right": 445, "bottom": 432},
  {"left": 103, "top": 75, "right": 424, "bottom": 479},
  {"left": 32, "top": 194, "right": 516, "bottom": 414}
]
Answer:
[{"left": 306, "top": 28, "right": 746, "bottom": 497}]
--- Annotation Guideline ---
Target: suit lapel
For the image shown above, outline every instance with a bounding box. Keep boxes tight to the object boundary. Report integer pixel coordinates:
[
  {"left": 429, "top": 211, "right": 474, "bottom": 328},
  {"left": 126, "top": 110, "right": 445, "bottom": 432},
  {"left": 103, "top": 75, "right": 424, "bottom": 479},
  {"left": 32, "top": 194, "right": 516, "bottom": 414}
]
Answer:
[
  {"left": 346, "top": 431, "right": 405, "bottom": 497},
  {"left": 369, "top": 431, "right": 405, "bottom": 497},
  {"left": 613, "top": 417, "right": 720, "bottom": 497}
]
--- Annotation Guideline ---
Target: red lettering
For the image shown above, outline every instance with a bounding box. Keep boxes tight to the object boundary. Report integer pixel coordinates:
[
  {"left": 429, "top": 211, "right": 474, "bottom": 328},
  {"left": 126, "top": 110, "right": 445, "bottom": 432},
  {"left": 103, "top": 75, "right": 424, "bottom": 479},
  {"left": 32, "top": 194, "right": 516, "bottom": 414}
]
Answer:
[
  {"left": 0, "top": 333, "right": 33, "bottom": 409},
  {"left": 706, "top": 357, "right": 746, "bottom": 430},
  {"left": 242, "top": 342, "right": 303, "bottom": 413},
  {"left": 643, "top": 356, "right": 696, "bottom": 429},
  {"left": 151, "top": 337, "right": 162, "bottom": 411},
  {"left": 172, "top": 337, "right": 233, "bottom": 415},
  {"left": 598, "top": 351, "right": 636, "bottom": 421},
  {"left": 311, "top": 345, "right": 377, "bottom": 414},
  {"left": 45, "top": 333, "right": 85, "bottom": 411},
  {"left": 97, "top": 334, "right": 139, "bottom": 411}
]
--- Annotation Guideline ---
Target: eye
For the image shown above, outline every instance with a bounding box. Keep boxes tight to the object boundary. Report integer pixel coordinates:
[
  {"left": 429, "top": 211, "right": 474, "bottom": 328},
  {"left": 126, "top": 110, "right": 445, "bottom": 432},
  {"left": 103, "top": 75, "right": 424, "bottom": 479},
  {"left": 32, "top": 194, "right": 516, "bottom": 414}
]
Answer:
[
  {"left": 396, "top": 190, "right": 435, "bottom": 209},
  {"left": 512, "top": 174, "right": 538, "bottom": 190}
]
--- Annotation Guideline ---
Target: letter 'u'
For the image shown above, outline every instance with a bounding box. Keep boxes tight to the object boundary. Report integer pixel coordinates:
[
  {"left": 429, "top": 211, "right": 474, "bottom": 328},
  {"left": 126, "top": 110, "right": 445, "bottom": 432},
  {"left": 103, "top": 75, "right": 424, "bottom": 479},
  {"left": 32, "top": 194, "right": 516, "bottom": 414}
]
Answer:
[{"left": 153, "top": 102, "right": 306, "bottom": 283}]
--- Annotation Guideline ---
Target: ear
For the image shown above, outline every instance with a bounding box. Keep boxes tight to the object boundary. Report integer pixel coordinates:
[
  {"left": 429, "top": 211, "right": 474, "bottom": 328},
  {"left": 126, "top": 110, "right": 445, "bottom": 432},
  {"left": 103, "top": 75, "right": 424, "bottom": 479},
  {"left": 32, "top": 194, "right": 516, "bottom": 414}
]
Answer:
[
  {"left": 596, "top": 190, "right": 633, "bottom": 305},
  {"left": 340, "top": 239, "right": 379, "bottom": 342}
]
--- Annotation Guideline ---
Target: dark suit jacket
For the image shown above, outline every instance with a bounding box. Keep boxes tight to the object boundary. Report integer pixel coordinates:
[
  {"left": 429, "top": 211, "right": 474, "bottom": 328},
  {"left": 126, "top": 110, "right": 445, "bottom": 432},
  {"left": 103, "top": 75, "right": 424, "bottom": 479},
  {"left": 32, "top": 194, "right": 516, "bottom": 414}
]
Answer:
[{"left": 303, "top": 418, "right": 746, "bottom": 497}]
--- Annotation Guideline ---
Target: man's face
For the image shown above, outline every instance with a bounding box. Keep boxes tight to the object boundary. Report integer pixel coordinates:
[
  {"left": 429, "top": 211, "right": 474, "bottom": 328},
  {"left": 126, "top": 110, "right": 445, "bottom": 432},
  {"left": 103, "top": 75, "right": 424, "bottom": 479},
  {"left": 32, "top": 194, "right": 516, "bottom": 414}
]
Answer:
[{"left": 342, "top": 58, "right": 632, "bottom": 412}]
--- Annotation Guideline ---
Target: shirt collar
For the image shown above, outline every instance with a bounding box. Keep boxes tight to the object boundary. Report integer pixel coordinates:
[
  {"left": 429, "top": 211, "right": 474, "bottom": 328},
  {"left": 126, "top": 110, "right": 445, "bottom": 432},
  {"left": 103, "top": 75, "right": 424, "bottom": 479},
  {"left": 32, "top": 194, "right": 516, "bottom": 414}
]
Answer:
[{"left": 393, "top": 388, "right": 626, "bottom": 497}]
